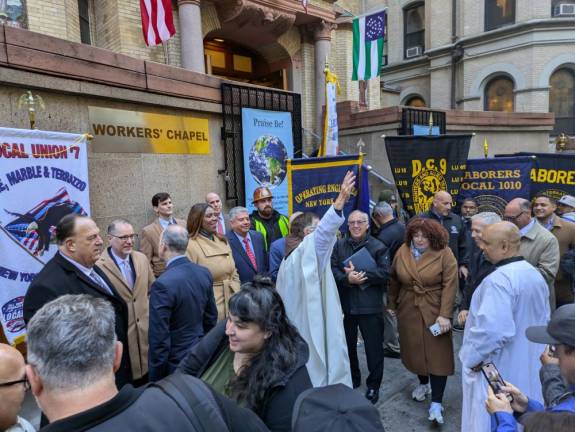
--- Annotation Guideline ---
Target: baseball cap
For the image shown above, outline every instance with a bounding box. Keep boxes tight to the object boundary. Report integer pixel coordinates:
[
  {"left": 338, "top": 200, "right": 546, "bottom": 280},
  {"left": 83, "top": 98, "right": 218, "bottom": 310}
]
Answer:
[
  {"left": 525, "top": 304, "right": 575, "bottom": 346},
  {"left": 558, "top": 195, "right": 575, "bottom": 208}
]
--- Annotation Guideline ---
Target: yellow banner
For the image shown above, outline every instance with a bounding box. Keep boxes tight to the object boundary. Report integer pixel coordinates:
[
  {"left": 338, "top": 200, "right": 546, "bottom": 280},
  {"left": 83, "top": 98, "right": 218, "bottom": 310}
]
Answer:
[{"left": 89, "top": 106, "right": 210, "bottom": 154}]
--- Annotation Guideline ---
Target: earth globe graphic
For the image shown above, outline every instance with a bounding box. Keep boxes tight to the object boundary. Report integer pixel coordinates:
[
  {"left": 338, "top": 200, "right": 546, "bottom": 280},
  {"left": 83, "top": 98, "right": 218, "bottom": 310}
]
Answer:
[{"left": 248, "top": 135, "right": 288, "bottom": 187}]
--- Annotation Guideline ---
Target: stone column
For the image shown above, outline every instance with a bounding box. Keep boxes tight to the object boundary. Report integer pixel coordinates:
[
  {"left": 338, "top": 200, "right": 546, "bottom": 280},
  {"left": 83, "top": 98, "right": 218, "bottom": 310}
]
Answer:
[
  {"left": 178, "top": 0, "right": 205, "bottom": 73},
  {"left": 310, "top": 21, "right": 336, "bottom": 134}
]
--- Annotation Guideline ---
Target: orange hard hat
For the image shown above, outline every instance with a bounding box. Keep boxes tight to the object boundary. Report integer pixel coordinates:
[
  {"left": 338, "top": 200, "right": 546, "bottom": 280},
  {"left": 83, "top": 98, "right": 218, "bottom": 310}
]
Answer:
[{"left": 253, "top": 186, "right": 273, "bottom": 203}]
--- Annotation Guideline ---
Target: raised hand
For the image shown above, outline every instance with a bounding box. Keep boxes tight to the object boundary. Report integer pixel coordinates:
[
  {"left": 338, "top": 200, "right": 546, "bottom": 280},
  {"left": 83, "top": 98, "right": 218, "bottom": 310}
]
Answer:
[{"left": 334, "top": 171, "right": 356, "bottom": 211}]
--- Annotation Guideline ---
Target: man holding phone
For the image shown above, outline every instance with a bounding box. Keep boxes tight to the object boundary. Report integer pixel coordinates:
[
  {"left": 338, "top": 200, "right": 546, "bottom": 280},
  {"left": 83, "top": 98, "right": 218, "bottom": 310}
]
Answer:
[
  {"left": 485, "top": 304, "right": 575, "bottom": 429},
  {"left": 459, "top": 222, "right": 550, "bottom": 432}
]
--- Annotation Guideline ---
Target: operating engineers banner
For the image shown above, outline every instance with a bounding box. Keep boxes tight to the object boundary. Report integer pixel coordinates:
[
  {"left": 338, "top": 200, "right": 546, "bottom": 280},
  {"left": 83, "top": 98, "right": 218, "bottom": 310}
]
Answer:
[
  {"left": 0, "top": 128, "right": 90, "bottom": 345},
  {"left": 287, "top": 154, "right": 369, "bottom": 220}
]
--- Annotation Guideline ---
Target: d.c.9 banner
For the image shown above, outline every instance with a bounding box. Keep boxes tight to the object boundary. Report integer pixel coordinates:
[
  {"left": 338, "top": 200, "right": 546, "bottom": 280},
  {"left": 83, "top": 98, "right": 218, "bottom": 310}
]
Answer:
[
  {"left": 287, "top": 154, "right": 369, "bottom": 220},
  {"left": 458, "top": 157, "right": 534, "bottom": 216},
  {"left": 0, "top": 128, "right": 90, "bottom": 345},
  {"left": 385, "top": 135, "right": 471, "bottom": 215}
]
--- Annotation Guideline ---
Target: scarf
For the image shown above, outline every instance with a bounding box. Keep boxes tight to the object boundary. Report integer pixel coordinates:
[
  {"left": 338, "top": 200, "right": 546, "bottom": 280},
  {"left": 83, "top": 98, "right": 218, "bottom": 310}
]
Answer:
[{"left": 410, "top": 241, "right": 427, "bottom": 261}]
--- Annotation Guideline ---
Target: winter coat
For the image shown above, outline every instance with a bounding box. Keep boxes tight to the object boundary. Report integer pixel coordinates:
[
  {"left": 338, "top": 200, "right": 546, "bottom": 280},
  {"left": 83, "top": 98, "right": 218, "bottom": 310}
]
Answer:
[{"left": 388, "top": 244, "right": 458, "bottom": 376}]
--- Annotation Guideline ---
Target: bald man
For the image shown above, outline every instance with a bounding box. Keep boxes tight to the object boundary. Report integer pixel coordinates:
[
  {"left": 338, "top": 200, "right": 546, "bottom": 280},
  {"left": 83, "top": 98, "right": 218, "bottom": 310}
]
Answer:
[
  {"left": 459, "top": 222, "right": 550, "bottom": 432},
  {"left": 423, "top": 191, "right": 470, "bottom": 279},
  {"left": 205, "top": 192, "right": 228, "bottom": 234},
  {"left": 504, "top": 198, "right": 560, "bottom": 309},
  {"left": 0, "top": 344, "right": 35, "bottom": 431}
]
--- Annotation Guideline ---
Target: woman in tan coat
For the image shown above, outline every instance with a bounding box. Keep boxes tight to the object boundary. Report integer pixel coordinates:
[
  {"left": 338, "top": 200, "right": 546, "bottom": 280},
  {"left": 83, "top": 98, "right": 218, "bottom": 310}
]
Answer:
[
  {"left": 186, "top": 203, "right": 240, "bottom": 320},
  {"left": 388, "top": 217, "right": 458, "bottom": 425}
]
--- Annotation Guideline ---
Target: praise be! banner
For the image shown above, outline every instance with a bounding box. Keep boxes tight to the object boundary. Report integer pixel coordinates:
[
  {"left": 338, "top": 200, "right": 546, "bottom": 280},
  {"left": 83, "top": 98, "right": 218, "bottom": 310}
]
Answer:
[
  {"left": 458, "top": 157, "right": 534, "bottom": 216},
  {"left": 0, "top": 128, "right": 90, "bottom": 345},
  {"left": 385, "top": 135, "right": 471, "bottom": 215},
  {"left": 241, "top": 108, "right": 294, "bottom": 215},
  {"left": 287, "top": 154, "right": 369, "bottom": 220}
]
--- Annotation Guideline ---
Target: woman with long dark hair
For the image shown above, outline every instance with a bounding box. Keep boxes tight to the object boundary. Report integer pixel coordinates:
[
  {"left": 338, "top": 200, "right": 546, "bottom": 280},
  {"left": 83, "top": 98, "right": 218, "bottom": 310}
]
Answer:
[
  {"left": 186, "top": 202, "right": 240, "bottom": 320},
  {"left": 388, "top": 217, "right": 458, "bottom": 425},
  {"left": 178, "top": 276, "right": 311, "bottom": 431}
]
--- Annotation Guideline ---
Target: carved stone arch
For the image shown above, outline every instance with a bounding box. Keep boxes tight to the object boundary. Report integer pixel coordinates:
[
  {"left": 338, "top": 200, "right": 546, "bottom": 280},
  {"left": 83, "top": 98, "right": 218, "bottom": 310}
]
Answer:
[
  {"left": 400, "top": 86, "right": 428, "bottom": 105},
  {"left": 201, "top": 2, "right": 222, "bottom": 38},
  {"left": 469, "top": 62, "right": 525, "bottom": 98},
  {"left": 539, "top": 54, "right": 575, "bottom": 88}
]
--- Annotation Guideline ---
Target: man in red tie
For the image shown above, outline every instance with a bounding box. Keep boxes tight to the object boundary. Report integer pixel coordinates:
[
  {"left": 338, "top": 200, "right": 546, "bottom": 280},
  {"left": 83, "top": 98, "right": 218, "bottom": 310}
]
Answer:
[
  {"left": 205, "top": 192, "right": 227, "bottom": 235},
  {"left": 226, "top": 206, "right": 268, "bottom": 284}
]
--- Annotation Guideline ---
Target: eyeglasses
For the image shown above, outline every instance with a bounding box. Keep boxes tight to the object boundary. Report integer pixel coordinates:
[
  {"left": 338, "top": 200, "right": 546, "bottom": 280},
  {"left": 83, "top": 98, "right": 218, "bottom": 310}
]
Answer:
[
  {"left": 0, "top": 377, "right": 30, "bottom": 390},
  {"left": 503, "top": 211, "right": 525, "bottom": 222},
  {"left": 348, "top": 220, "right": 368, "bottom": 226},
  {"left": 110, "top": 234, "right": 138, "bottom": 242}
]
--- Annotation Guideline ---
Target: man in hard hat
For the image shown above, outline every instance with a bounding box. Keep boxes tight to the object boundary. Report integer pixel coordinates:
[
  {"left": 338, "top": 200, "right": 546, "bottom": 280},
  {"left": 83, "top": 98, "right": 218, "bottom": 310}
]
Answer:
[{"left": 250, "top": 186, "right": 289, "bottom": 251}]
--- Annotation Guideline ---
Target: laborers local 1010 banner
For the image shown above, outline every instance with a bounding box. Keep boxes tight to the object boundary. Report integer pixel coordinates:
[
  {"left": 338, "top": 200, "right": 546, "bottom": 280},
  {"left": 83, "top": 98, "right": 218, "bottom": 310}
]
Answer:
[
  {"left": 287, "top": 154, "right": 370, "bottom": 219},
  {"left": 458, "top": 157, "right": 534, "bottom": 216},
  {"left": 385, "top": 135, "right": 471, "bottom": 215},
  {"left": 509, "top": 152, "right": 575, "bottom": 200},
  {"left": 0, "top": 128, "right": 90, "bottom": 345},
  {"left": 241, "top": 108, "right": 294, "bottom": 215}
]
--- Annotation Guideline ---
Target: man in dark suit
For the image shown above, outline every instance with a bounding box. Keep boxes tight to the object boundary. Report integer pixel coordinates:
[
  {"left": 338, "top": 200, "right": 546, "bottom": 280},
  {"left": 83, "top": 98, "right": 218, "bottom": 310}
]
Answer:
[
  {"left": 23, "top": 214, "right": 132, "bottom": 387},
  {"left": 227, "top": 206, "right": 268, "bottom": 284},
  {"left": 148, "top": 224, "right": 217, "bottom": 382}
]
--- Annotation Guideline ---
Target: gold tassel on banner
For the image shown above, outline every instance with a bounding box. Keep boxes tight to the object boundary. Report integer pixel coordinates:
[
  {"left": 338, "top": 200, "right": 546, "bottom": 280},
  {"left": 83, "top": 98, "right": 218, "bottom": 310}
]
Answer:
[{"left": 483, "top": 137, "right": 489, "bottom": 158}]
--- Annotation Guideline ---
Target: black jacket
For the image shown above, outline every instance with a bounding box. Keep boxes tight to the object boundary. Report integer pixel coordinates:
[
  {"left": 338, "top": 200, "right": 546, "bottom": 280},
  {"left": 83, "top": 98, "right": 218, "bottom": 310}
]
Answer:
[
  {"left": 41, "top": 375, "right": 269, "bottom": 432},
  {"left": 331, "top": 235, "right": 390, "bottom": 315},
  {"left": 178, "top": 321, "right": 312, "bottom": 432},
  {"left": 461, "top": 243, "right": 496, "bottom": 310},
  {"left": 148, "top": 256, "right": 218, "bottom": 382},
  {"left": 23, "top": 252, "right": 132, "bottom": 387},
  {"left": 373, "top": 218, "right": 405, "bottom": 262},
  {"left": 422, "top": 210, "right": 470, "bottom": 266}
]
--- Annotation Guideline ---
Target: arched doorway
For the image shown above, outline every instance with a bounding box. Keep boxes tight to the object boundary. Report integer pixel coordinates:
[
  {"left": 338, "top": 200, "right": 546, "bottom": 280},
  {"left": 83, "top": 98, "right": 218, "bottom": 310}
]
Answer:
[{"left": 204, "top": 37, "right": 290, "bottom": 90}]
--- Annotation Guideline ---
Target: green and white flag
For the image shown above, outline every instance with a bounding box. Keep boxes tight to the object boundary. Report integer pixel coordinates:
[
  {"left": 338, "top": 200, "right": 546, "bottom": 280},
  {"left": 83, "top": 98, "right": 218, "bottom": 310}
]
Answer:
[{"left": 352, "top": 10, "right": 386, "bottom": 81}]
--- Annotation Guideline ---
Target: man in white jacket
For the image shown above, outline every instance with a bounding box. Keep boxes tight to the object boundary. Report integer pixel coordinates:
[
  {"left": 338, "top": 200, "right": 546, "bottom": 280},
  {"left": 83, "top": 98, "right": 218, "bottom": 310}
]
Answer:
[
  {"left": 460, "top": 221, "right": 550, "bottom": 432},
  {"left": 276, "top": 171, "right": 355, "bottom": 388}
]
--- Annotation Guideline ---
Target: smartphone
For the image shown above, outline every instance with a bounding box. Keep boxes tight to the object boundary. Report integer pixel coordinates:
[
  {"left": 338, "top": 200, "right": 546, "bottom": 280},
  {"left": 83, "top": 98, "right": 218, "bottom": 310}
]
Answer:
[
  {"left": 428, "top": 323, "right": 442, "bottom": 336},
  {"left": 481, "top": 362, "right": 513, "bottom": 402}
]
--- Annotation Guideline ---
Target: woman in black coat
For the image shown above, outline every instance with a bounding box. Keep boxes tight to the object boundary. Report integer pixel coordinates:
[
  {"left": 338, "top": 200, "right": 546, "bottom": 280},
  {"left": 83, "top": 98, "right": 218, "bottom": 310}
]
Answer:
[{"left": 178, "top": 276, "right": 312, "bottom": 432}]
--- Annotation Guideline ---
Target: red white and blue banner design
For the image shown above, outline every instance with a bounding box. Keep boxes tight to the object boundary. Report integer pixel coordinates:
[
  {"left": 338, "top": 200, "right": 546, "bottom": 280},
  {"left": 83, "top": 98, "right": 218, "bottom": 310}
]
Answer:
[{"left": 0, "top": 128, "right": 90, "bottom": 345}]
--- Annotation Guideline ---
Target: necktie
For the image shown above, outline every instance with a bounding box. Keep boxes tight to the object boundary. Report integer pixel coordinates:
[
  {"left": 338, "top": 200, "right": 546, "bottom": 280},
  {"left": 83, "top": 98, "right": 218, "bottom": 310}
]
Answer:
[
  {"left": 89, "top": 270, "right": 113, "bottom": 295},
  {"left": 243, "top": 237, "right": 257, "bottom": 271},
  {"left": 121, "top": 260, "right": 135, "bottom": 289},
  {"left": 217, "top": 219, "right": 224, "bottom": 234}
]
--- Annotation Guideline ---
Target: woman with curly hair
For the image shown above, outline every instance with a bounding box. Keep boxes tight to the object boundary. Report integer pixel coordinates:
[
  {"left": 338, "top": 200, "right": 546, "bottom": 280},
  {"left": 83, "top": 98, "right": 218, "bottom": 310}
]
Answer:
[
  {"left": 178, "top": 276, "right": 311, "bottom": 432},
  {"left": 388, "top": 217, "right": 458, "bottom": 425},
  {"left": 186, "top": 202, "right": 240, "bottom": 320}
]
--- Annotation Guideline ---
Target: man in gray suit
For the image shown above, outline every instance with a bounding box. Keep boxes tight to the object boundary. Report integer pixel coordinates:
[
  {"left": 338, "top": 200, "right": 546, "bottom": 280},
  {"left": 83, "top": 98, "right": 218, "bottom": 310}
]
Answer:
[{"left": 504, "top": 198, "right": 560, "bottom": 309}]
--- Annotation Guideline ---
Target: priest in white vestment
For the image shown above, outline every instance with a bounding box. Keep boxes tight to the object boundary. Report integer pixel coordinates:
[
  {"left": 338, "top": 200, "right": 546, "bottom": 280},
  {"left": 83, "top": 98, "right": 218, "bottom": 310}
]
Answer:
[
  {"left": 460, "top": 221, "right": 550, "bottom": 432},
  {"left": 276, "top": 172, "right": 355, "bottom": 388}
]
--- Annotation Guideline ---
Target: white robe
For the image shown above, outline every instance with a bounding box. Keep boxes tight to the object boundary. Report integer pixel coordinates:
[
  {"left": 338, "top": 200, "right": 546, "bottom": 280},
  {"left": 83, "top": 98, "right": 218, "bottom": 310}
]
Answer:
[
  {"left": 459, "top": 259, "right": 550, "bottom": 432},
  {"left": 276, "top": 206, "right": 352, "bottom": 387}
]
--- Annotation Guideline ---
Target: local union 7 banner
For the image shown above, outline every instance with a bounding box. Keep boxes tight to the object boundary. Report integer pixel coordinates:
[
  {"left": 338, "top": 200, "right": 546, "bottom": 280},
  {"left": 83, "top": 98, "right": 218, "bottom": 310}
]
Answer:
[{"left": 0, "top": 128, "right": 90, "bottom": 345}]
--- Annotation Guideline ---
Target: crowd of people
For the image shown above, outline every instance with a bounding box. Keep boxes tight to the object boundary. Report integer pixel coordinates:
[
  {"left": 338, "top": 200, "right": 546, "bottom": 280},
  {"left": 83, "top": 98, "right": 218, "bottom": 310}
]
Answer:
[{"left": 2, "top": 171, "right": 575, "bottom": 431}]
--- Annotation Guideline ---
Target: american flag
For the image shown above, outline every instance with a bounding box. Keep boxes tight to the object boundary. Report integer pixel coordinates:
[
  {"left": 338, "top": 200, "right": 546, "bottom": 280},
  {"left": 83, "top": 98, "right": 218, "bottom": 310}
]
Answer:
[
  {"left": 140, "top": 0, "right": 176, "bottom": 47},
  {"left": 4, "top": 188, "right": 86, "bottom": 253}
]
